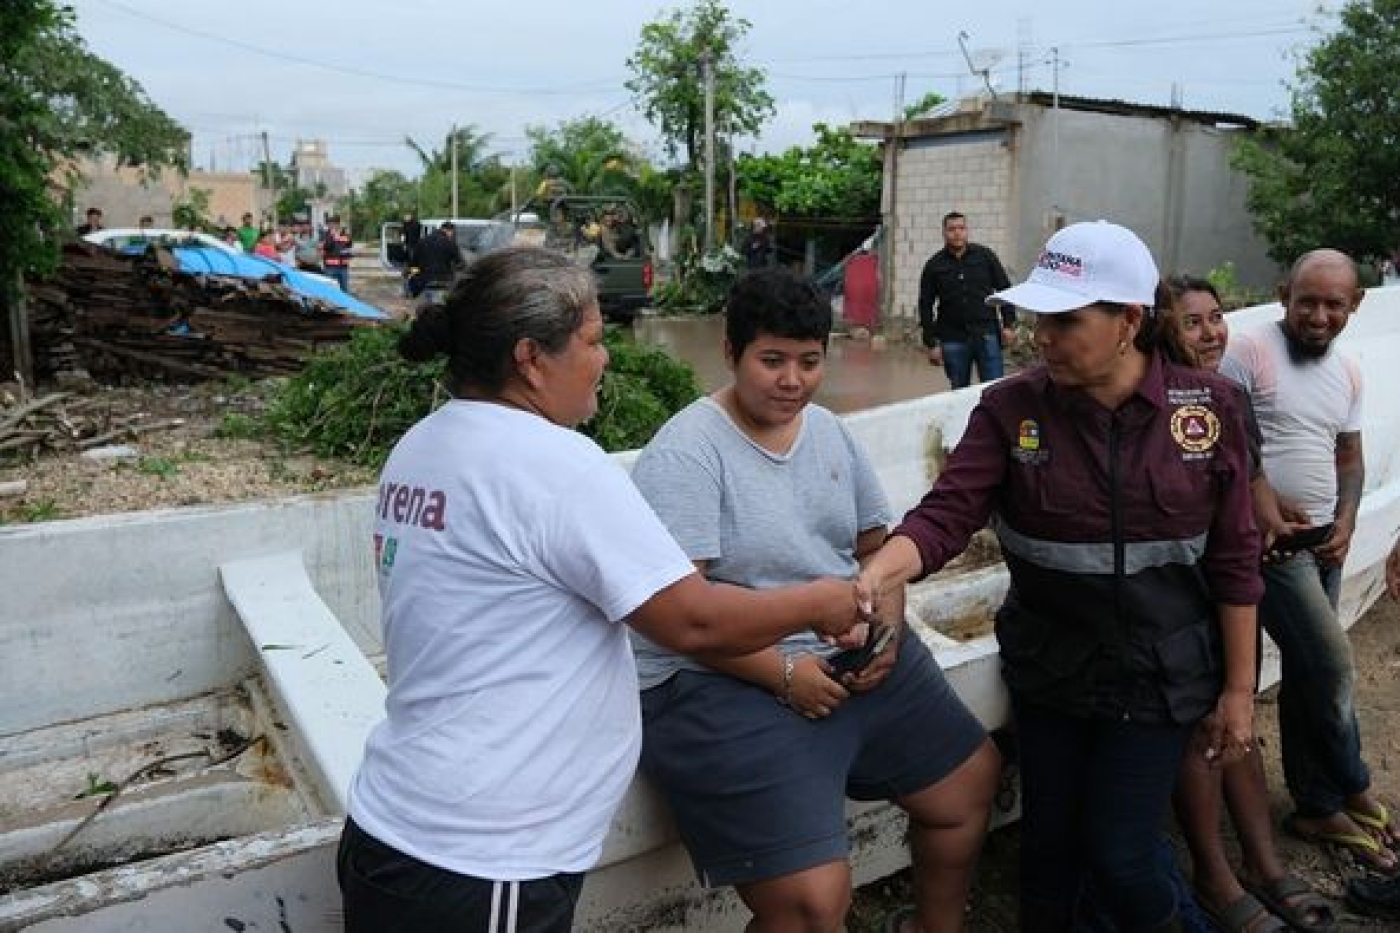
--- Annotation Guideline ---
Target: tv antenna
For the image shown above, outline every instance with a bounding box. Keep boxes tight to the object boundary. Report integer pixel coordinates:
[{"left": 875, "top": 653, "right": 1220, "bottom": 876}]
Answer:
[{"left": 957, "top": 30, "right": 1001, "bottom": 101}]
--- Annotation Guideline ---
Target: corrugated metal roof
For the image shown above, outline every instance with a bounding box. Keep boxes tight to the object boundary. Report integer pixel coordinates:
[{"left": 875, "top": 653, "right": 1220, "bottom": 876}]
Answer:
[{"left": 1022, "top": 90, "right": 1259, "bottom": 128}]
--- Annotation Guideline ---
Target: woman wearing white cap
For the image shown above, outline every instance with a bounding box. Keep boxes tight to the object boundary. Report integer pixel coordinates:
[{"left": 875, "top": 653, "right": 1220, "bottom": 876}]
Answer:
[{"left": 858, "top": 221, "right": 1262, "bottom": 932}]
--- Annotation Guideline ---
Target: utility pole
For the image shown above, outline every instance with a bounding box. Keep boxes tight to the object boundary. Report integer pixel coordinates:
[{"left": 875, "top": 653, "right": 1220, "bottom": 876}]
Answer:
[
  {"left": 878, "top": 73, "right": 906, "bottom": 333},
  {"left": 260, "top": 130, "right": 277, "bottom": 227},
  {"left": 1051, "top": 47, "right": 1062, "bottom": 224},
  {"left": 702, "top": 49, "right": 716, "bottom": 253},
  {"left": 451, "top": 124, "right": 460, "bottom": 219}
]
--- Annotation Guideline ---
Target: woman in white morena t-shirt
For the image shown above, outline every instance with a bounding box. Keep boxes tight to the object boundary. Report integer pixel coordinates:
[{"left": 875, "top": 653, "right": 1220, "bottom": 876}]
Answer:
[{"left": 338, "top": 246, "right": 865, "bottom": 933}]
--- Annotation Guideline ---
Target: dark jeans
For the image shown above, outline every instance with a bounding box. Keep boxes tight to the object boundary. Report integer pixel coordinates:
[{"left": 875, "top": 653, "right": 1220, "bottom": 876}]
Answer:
[
  {"left": 337, "top": 817, "right": 584, "bottom": 933},
  {"left": 1013, "top": 699, "right": 1194, "bottom": 933},
  {"left": 1260, "top": 551, "right": 1369, "bottom": 816},
  {"left": 326, "top": 263, "right": 350, "bottom": 291},
  {"left": 941, "top": 332, "right": 1004, "bottom": 388}
]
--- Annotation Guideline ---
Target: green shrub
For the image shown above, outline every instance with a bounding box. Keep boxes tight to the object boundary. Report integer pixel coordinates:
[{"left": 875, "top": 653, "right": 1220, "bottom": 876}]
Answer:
[
  {"left": 215, "top": 413, "right": 262, "bottom": 439},
  {"left": 264, "top": 323, "right": 446, "bottom": 467},
  {"left": 263, "top": 322, "right": 701, "bottom": 468}
]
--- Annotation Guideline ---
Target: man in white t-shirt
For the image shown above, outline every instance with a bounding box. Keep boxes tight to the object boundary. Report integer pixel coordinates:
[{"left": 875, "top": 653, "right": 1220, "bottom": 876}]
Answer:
[{"left": 1225, "top": 249, "right": 1397, "bottom": 871}]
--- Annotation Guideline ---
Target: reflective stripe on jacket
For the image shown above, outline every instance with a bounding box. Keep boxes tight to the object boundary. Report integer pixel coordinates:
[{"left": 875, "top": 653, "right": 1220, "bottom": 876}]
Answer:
[{"left": 895, "top": 353, "right": 1262, "bottom": 723}]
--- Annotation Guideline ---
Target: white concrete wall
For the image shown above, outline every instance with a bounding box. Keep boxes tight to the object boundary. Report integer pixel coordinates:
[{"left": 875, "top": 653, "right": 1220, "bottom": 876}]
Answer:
[{"left": 1011, "top": 105, "right": 1278, "bottom": 289}]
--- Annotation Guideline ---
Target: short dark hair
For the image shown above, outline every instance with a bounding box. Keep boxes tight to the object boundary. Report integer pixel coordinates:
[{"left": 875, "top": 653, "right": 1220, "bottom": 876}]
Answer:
[
  {"left": 942, "top": 211, "right": 966, "bottom": 228},
  {"left": 724, "top": 268, "right": 831, "bottom": 361},
  {"left": 86, "top": 207, "right": 102, "bottom": 217},
  {"left": 440, "top": 221, "right": 455, "bottom": 231}
]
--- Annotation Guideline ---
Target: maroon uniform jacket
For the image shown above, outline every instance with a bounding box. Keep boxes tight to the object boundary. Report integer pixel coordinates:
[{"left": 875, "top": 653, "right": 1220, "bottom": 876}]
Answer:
[{"left": 896, "top": 352, "right": 1263, "bottom": 723}]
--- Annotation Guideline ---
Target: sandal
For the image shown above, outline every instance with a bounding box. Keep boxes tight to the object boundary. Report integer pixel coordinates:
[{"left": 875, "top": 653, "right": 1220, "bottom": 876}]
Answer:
[
  {"left": 1283, "top": 813, "right": 1399, "bottom": 872},
  {"left": 1346, "top": 800, "right": 1398, "bottom": 843},
  {"left": 1242, "top": 874, "right": 1338, "bottom": 932},
  {"left": 1198, "top": 891, "right": 1288, "bottom": 933},
  {"left": 1346, "top": 872, "right": 1400, "bottom": 922}
]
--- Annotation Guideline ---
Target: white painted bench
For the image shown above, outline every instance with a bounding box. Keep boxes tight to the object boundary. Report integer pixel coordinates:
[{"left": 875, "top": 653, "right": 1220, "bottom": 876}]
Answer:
[{"left": 219, "top": 550, "right": 387, "bottom": 812}]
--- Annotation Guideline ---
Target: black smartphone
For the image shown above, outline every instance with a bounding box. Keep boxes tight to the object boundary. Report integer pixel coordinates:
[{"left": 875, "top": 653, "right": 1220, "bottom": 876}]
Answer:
[
  {"left": 826, "top": 624, "right": 897, "bottom": 677},
  {"left": 1273, "top": 522, "right": 1335, "bottom": 553}
]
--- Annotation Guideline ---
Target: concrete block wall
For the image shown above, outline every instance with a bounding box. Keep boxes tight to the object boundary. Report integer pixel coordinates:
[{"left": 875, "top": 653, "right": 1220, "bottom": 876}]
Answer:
[
  {"left": 887, "top": 133, "right": 1014, "bottom": 334},
  {"left": 68, "top": 155, "right": 270, "bottom": 231}
]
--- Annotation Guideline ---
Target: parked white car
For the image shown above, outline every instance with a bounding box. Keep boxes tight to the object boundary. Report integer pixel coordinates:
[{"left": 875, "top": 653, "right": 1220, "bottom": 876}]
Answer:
[{"left": 82, "top": 227, "right": 236, "bottom": 255}]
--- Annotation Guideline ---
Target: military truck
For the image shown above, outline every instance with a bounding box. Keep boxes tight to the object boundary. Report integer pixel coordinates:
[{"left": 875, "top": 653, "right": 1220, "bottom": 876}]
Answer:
[
  {"left": 378, "top": 197, "right": 652, "bottom": 323},
  {"left": 499, "top": 195, "right": 652, "bottom": 325}
]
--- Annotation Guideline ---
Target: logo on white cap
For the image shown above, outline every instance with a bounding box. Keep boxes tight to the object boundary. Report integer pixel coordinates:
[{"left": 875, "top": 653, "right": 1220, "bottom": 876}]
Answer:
[{"left": 988, "top": 221, "right": 1158, "bottom": 314}]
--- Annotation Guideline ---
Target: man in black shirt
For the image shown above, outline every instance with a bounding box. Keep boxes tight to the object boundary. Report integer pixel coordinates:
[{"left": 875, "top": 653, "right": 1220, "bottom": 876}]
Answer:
[
  {"left": 917, "top": 212, "right": 1014, "bottom": 388},
  {"left": 408, "top": 222, "right": 465, "bottom": 298}
]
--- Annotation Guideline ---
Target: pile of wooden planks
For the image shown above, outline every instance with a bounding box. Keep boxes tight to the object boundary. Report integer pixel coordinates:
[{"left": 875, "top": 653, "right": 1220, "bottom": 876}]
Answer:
[{"left": 13, "top": 242, "right": 376, "bottom": 384}]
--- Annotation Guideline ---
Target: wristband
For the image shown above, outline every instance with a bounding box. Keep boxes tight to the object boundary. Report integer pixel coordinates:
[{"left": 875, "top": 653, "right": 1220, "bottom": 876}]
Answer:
[{"left": 777, "top": 654, "right": 795, "bottom": 706}]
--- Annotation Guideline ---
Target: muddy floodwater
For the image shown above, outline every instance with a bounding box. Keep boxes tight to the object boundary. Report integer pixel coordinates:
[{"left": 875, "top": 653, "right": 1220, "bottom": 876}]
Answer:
[{"left": 632, "top": 315, "right": 952, "bottom": 412}]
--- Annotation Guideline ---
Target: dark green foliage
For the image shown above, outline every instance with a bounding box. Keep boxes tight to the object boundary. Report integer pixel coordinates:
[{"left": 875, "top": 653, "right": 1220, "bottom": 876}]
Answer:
[
  {"left": 2, "top": 0, "right": 186, "bottom": 294},
  {"left": 737, "top": 124, "right": 883, "bottom": 220},
  {"left": 264, "top": 324, "right": 445, "bottom": 467},
  {"left": 625, "top": 0, "right": 775, "bottom": 171},
  {"left": 263, "top": 323, "right": 701, "bottom": 468},
  {"left": 1233, "top": 0, "right": 1400, "bottom": 264}
]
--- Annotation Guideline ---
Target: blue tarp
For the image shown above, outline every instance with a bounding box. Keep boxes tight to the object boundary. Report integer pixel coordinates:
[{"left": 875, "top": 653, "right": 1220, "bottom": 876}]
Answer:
[{"left": 171, "top": 248, "right": 388, "bottom": 320}]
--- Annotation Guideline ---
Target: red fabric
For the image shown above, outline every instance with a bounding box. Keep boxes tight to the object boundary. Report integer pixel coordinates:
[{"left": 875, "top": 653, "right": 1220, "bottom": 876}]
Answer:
[{"left": 844, "top": 252, "right": 878, "bottom": 327}]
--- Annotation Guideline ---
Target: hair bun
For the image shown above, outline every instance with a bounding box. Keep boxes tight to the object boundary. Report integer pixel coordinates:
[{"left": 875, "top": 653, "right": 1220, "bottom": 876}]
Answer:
[{"left": 399, "top": 306, "right": 452, "bottom": 362}]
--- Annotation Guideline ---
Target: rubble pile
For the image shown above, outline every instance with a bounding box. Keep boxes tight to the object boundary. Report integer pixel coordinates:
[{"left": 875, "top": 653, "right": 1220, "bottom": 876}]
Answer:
[
  {"left": 0, "top": 388, "right": 183, "bottom": 460},
  {"left": 11, "top": 242, "right": 376, "bottom": 385}
]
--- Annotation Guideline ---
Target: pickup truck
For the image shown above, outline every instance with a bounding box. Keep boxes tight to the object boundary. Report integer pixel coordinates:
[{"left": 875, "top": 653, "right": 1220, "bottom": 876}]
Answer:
[
  {"left": 378, "top": 198, "right": 652, "bottom": 324},
  {"left": 499, "top": 195, "right": 653, "bottom": 325}
]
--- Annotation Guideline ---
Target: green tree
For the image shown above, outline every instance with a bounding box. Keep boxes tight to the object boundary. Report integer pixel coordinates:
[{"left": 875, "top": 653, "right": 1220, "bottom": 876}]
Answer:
[
  {"left": 525, "top": 117, "right": 641, "bottom": 197},
  {"left": 1233, "top": 0, "right": 1400, "bottom": 264},
  {"left": 404, "top": 125, "right": 508, "bottom": 218},
  {"left": 350, "top": 169, "right": 417, "bottom": 237},
  {"left": 625, "top": 0, "right": 775, "bottom": 172},
  {"left": 902, "top": 90, "right": 948, "bottom": 122},
  {"left": 3, "top": 0, "right": 186, "bottom": 374},
  {"left": 172, "top": 187, "right": 213, "bottom": 231},
  {"left": 736, "top": 124, "right": 882, "bottom": 220}
]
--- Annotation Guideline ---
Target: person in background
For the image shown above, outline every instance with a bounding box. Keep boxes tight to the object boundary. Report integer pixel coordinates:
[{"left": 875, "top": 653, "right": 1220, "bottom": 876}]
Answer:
[
  {"left": 860, "top": 221, "right": 1263, "bottom": 933},
  {"left": 275, "top": 224, "right": 297, "bottom": 265},
  {"left": 221, "top": 226, "right": 243, "bottom": 252},
  {"left": 321, "top": 214, "right": 353, "bottom": 291},
  {"left": 1162, "top": 276, "right": 1338, "bottom": 933},
  {"left": 236, "top": 212, "right": 260, "bottom": 253},
  {"left": 917, "top": 212, "right": 1015, "bottom": 389},
  {"left": 401, "top": 210, "right": 423, "bottom": 264},
  {"left": 743, "top": 217, "right": 774, "bottom": 269},
  {"left": 1225, "top": 250, "right": 1398, "bottom": 872},
  {"left": 252, "top": 229, "right": 279, "bottom": 260},
  {"left": 137, "top": 215, "right": 154, "bottom": 230},
  {"left": 338, "top": 247, "right": 864, "bottom": 933},
  {"left": 407, "top": 221, "right": 465, "bottom": 299},
  {"left": 631, "top": 268, "right": 1000, "bottom": 933},
  {"left": 75, "top": 207, "right": 104, "bottom": 236},
  {"left": 293, "top": 219, "right": 322, "bottom": 272}
]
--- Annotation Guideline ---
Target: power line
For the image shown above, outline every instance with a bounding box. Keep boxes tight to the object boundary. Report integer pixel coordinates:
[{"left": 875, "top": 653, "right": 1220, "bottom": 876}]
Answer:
[{"left": 93, "top": 0, "right": 628, "bottom": 96}]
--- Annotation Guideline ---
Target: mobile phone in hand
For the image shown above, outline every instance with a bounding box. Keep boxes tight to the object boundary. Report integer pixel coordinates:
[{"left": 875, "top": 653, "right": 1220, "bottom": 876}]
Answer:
[
  {"left": 826, "top": 624, "right": 896, "bottom": 677},
  {"left": 1272, "top": 522, "right": 1334, "bottom": 554}
]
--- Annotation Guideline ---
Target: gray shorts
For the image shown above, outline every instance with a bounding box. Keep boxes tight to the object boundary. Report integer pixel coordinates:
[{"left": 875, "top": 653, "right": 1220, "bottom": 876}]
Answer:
[{"left": 639, "top": 629, "right": 987, "bottom": 887}]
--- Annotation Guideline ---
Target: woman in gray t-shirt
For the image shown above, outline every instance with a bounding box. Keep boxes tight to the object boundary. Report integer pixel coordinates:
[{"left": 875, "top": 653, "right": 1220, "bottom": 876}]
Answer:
[{"left": 630, "top": 268, "right": 1000, "bottom": 933}]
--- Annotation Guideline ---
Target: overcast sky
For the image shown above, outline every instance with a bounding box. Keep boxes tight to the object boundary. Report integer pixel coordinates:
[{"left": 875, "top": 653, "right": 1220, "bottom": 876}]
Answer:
[{"left": 68, "top": 0, "right": 1337, "bottom": 183}]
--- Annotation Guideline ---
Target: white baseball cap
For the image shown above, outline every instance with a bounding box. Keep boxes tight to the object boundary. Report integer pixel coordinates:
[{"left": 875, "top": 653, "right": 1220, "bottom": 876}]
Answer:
[{"left": 988, "top": 220, "right": 1159, "bottom": 314}]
